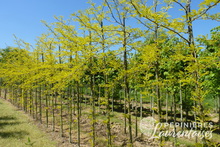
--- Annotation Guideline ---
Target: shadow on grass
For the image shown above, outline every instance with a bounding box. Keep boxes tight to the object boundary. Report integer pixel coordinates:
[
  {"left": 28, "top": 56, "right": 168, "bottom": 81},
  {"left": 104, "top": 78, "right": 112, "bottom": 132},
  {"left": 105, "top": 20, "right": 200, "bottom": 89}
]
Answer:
[
  {"left": 0, "top": 116, "right": 19, "bottom": 129},
  {"left": 0, "top": 116, "right": 29, "bottom": 138},
  {"left": 0, "top": 131, "right": 29, "bottom": 138},
  {"left": 0, "top": 122, "right": 21, "bottom": 129},
  {"left": 0, "top": 116, "right": 16, "bottom": 121}
]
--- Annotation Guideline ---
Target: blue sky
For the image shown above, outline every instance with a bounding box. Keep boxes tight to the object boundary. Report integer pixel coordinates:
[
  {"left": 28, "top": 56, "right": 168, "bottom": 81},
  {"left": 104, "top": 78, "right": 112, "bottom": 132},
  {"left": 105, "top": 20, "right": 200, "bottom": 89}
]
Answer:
[
  {"left": 0, "top": 0, "right": 219, "bottom": 49},
  {"left": 0, "top": 0, "right": 91, "bottom": 48}
]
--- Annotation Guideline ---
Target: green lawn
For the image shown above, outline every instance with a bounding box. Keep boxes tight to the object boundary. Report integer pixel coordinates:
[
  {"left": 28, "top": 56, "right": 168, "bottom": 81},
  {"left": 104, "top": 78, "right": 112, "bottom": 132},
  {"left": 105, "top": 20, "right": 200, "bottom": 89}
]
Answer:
[{"left": 0, "top": 98, "right": 57, "bottom": 147}]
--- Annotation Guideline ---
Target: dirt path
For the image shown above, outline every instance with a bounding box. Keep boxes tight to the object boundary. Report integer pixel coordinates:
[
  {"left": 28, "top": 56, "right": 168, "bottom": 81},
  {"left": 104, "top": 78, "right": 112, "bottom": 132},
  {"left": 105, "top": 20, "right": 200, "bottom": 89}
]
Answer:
[{"left": 0, "top": 98, "right": 57, "bottom": 147}]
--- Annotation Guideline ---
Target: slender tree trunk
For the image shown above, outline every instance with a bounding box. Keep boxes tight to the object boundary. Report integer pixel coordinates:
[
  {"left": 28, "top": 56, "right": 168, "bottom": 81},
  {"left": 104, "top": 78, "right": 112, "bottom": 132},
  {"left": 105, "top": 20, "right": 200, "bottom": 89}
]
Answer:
[
  {"left": 52, "top": 89, "right": 56, "bottom": 131},
  {"left": 140, "top": 93, "right": 143, "bottom": 138},
  {"left": 106, "top": 88, "right": 112, "bottom": 147},
  {"left": 14, "top": 88, "right": 18, "bottom": 107},
  {"left": 173, "top": 92, "right": 177, "bottom": 147},
  {"left": 193, "top": 100, "right": 198, "bottom": 143},
  {"left": 100, "top": 20, "right": 112, "bottom": 146},
  {"left": 186, "top": 0, "right": 199, "bottom": 144},
  {"left": 169, "top": 94, "right": 172, "bottom": 122},
  {"left": 135, "top": 89, "right": 138, "bottom": 137},
  {"left": 124, "top": 89, "right": 127, "bottom": 134},
  {"left": 68, "top": 86, "right": 73, "bottom": 143},
  {"left": 73, "top": 90, "right": 76, "bottom": 115},
  {"left": 98, "top": 86, "right": 101, "bottom": 113},
  {"left": 21, "top": 88, "right": 25, "bottom": 110},
  {"left": 111, "top": 88, "right": 114, "bottom": 113},
  {"left": 180, "top": 82, "right": 183, "bottom": 131},
  {"left": 35, "top": 87, "right": 38, "bottom": 120},
  {"left": 11, "top": 86, "right": 14, "bottom": 104},
  {"left": 155, "top": 62, "right": 162, "bottom": 122},
  {"left": 0, "top": 78, "right": 2, "bottom": 97},
  {"left": 39, "top": 86, "right": 42, "bottom": 124},
  {"left": 122, "top": 16, "right": 133, "bottom": 145},
  {"left": 76, "top": 82, "right": 81, "bottom": 147},
  {"left": 88, "top": 30, "right": 96, "bottom": 146},
  {"left": 4, "top": 89, "right": 7, "bottom": 100},
  {"left": 151, "top": 89, "right": 155, "bottom": 117},
  {"left": 218, "top": 95, "right": 220, "bottom": 130},
  {"left": 60, "top": 93, "right": 64, "bottom": 137},
  {"left": 45, "top": 85, "right": 49, "bottom": 127},
  {"left": 90, "top": 74, "right": 96, "bottom": 147},
  {"left": 140, "top": 94, "right": 143, "bottom": 121},
  {"left": 24, "top": 90, "right": 28, "bottom": 112},
  {"left": 185, "top": 86, "right": 188, "bottom": 122},
  {"left": 29, "top": 89, "right": 33, "bottom": 115},
  {"left": 166, "top": 90, "right": 168, "bottom": 123}
]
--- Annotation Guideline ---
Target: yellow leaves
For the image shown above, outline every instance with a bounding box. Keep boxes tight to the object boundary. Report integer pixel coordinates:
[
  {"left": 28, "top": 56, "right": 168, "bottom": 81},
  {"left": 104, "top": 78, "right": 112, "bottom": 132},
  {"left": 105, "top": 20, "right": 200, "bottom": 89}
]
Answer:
[
  {"left": 119, "top": 0, "right": 127, "bottom": 5},
  {"left": 140, "top": 44, "right": 158, "bottom": 63},
  {"left": 199, "top": 0, "right": 219, "bottom": 7},
  {"left": 161, "top": 5, "right": 173, "bottom": 11},
  {"left": 189, "top": 9, "right": 200, "bottom": 18}
]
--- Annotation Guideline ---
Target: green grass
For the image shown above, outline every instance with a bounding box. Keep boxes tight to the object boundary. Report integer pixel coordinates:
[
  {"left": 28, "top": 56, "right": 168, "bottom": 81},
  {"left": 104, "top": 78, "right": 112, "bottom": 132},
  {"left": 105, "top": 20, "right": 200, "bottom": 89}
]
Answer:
[{"left": 0, "top": 98, "right": 57, "bottom": 147}]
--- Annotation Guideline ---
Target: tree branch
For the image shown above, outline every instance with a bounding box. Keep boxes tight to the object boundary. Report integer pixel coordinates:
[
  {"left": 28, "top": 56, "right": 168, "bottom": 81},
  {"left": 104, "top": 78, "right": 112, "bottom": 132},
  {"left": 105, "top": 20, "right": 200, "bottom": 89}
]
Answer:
[
  {"left": 104, "top": 0, "right": 122, "bottom": 25},
  {"left": 173, "top": 0, "right": 187, "bottom": 12},
  {"left": 129, "top": 0, "right": 189, "bottom": 44},
  {"left": 191, "top": 0, "right": 220, "bottom": 22}
]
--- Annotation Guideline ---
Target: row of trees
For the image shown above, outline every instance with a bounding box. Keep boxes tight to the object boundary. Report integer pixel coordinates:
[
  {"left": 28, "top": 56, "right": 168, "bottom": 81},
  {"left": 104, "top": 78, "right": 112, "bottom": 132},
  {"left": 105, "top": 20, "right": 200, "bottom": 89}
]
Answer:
[{"left": 0, "top": 0, "right": 220, "bottom": 146}]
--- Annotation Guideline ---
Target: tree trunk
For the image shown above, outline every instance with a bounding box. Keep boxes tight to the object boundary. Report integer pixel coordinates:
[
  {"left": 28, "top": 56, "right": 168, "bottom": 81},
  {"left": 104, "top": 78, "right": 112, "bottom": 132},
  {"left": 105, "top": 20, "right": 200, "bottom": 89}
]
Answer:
[
  {"left": 39, "top": 86, "right": 42, "bottom": 124},
  {"left": 173, "top": 92, "right": 177, "bottom": 147},
  {"left": 166, "top": 90, "right": 168, "bottom": 123},
  {"left": 68, "top": 86, "right": 73, "bottom": 143},
  {"left": 122, "top": 16, "right": 133, "bottom": 146},
  {"left": 76, "top": 82, "right": 81, "bottom": 147},
  {"left": 52, "top": 89, "right": 56, "bottom": 131},
  {"left": 90, "top": 74, "right": 96, "bottom": 147},
  {"left": 180, "top": 82, "right": 183, "bottom": 131},
  {"left": 35, "top": 87, "right": 38, "bottom": 120},
  {"left": 135, "top": 89, "right": 138, "bottom": 137},
  {"left": 60, "top": 93, "right": 64, "bottom": 137},
  {"left": 4, "top": 89, "right": 7, "bottom": 100},
  {"left": 45, "top": 85, "right": 49, "bottom": 127},
  {"left": 218, "top": 95, "right": 220, "bottom": 129}
]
